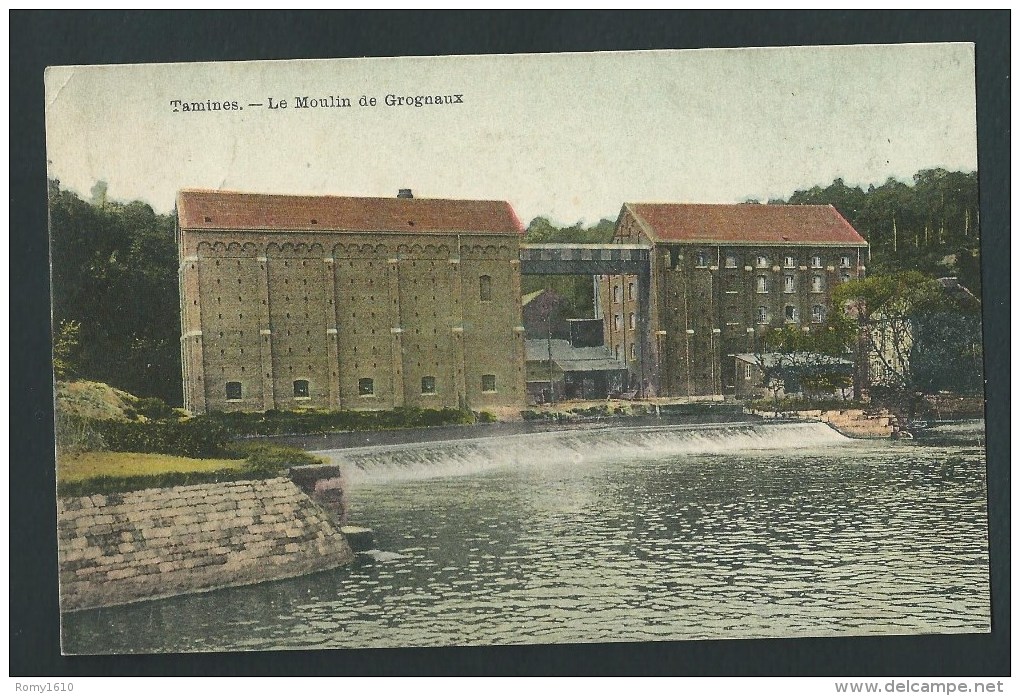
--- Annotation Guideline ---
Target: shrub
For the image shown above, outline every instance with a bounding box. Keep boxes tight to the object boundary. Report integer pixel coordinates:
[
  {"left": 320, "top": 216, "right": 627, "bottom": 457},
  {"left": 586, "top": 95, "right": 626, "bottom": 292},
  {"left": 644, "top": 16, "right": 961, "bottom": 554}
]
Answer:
[
  {"left": 224, "top": 440, "right": 323, "bottom": 473},
  {"left": 55, "top": 412, "right": 106, "bottom": 456},
  {"left": 56, "top": 466, "right": 286, "bottom": 498},
  {"left": 135, "top": 396, "right": 177, "bottom": 421},
  {"left": 475, "top": 411, "right": 497, "bottom": 423},
  {"left": 95, "top": 416, "right": 231, "bottom": 458}
]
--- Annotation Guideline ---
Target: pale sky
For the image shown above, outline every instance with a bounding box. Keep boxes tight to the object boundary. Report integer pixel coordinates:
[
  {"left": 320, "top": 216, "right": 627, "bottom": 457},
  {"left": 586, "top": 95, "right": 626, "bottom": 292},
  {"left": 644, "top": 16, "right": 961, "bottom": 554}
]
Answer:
[{"left": 44, "top": 44, "right": 977, "bottom": 226}]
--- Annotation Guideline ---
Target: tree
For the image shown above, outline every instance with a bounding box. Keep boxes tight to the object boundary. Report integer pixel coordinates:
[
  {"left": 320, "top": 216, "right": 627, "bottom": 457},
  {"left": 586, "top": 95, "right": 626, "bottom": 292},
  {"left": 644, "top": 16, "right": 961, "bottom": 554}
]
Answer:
[{"left": 832, "top": 271, "right": 983, "bottom": 421}]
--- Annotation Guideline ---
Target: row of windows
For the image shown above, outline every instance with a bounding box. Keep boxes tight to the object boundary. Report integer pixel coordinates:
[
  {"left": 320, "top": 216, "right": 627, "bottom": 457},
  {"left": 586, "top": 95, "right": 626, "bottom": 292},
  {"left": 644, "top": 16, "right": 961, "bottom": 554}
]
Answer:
[
  {"left": 756, "top": 274, "right": 831, "bottom": 293},
  {"left": 754, "top": 305, "right": 827, "bottom": 324},
  {"left": 696, "top": 252, "right": 854, "bottom": 269},
  {"left": 223, "top": 375, "right": 499, "bottom": 401},
  {"left": 610, "top": 282, "right": 636, "bottom": 303},
  {"left": 611, "top": 313, "right": 638, "bottom": 331},
  {"left": 612, "top": 344, "right": 637, "bottom": 360}
]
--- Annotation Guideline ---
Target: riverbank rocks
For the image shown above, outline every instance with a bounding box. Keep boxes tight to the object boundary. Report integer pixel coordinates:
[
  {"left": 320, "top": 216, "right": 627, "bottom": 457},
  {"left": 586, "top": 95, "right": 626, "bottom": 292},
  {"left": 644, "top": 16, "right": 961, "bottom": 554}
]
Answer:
[
  {"left": 57, "top": 477, "right": 354, "bottom": 611},
  {"left": 748, "top": 407, "right": 898, "bottom": 438}
]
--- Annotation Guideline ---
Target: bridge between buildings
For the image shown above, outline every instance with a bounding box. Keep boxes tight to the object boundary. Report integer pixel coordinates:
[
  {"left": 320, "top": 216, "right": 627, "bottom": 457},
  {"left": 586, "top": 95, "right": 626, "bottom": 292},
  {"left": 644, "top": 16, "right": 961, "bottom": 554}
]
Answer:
[{"left": 518, "top": 243, "right": 651, "bottom": 276}]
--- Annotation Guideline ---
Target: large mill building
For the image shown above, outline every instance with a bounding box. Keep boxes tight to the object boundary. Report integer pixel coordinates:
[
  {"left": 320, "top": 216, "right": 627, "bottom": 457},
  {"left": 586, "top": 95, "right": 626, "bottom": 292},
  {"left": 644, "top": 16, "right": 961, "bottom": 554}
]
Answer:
[
  {"left": 599, "top": 203, "right": 869, "bottom": 397},
  {"left": 177, "top": 189, "right": 527, "bottom": 414}
]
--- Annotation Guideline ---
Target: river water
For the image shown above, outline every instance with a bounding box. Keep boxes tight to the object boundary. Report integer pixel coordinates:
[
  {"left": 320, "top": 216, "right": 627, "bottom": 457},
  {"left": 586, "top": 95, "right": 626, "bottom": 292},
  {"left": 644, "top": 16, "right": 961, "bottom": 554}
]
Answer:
[{"left": 61, "top": 421, "right": 990, "bottom": 654}]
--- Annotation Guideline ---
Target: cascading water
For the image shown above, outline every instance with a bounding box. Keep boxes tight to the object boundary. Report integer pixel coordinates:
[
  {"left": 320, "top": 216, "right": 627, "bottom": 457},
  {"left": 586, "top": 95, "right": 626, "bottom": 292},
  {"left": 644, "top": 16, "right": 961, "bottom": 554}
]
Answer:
[{"left": 317, "top": 421, "right": 850, "bottom": 485}]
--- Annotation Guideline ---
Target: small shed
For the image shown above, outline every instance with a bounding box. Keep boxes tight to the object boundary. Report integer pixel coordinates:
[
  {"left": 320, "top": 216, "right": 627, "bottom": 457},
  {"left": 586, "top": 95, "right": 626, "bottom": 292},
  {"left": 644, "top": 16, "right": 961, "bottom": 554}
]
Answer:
[
  {"left": 734, "top": 352, "right": 854, "bottom": 401},
  {"left": 526, "top": 339, "right": 629, "bottom": 402}
]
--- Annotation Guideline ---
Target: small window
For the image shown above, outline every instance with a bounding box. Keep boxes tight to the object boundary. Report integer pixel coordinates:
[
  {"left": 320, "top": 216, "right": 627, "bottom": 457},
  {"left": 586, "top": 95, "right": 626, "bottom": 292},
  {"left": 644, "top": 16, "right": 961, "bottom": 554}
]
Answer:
[
  {"left": 784, "top": 255, "right": 796, "bottom": 268},
  {"left": 358, "top": 378, "right": 374, "bottom": 396},
  {"left": 756, "top": 275, "right": 769, "bottom": 293},
  {"left": 613, "top": 285, "right": 621, "bottom": 303},
  {"left": 628, "top": 312, "right": 636, "bottom": 330},
  {"left": 812, "top": 305, "right": 826, "bottom": 323},
  {"left": 225, "top": 381, "right": 242, "bottom": 400},
  {"left": 293, "top": 380, "right": 310, "bottom": 398},
  {"left": 810, "top": 255, "right": 823, "bottom": 268},
  {"left": 695, "top": 251, "right": 709, "bottom": 268},
  {"left": 421, "top": 376, "right": 436, "bottom": 394},
  {"left": 479, "top": 275, "right": 492, "bottom": 302},
  {"left": 627, "top": 282, "right": 635, "bottom": 300},
  {"left": 629, "top": 343, "right": 636, "bottom": 359},
  {"left": 725, "top": 253, "right": 738, "bottom": 268},
  {"left": 784, "top": 274, "right": 795, "bottom": 293},
  {"left": 756, "top": 255, "right": 769, "bottom": 268},
  {"left": 614, "top": 314, "right": 622, "bottom": 330},
  {"left": 840, "top": 270, "right": 852, "bottom": 284},
  {"left": 811, "top": 274, "right": 825, "bottom": 292},
  {"left": 744, "top": 364, "right": 753, "bottom": 380},
  {"left": 785, "top": 305, "right": 799, "bottom": 322},
  {"left": 757, "top": 306, "right": 769, "bottom": 324},
  {"left": 839, "top": 255, "right": 851, "bottom": 267},
  {"left": 481, "top": 374, "right": 496, "bottom": 393}
]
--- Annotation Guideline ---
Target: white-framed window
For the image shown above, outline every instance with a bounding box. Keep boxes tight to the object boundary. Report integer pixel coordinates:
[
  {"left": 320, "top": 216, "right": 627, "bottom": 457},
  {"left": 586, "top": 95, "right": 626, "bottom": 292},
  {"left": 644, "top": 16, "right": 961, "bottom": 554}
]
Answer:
[
  {"left": 756, "top": 255, "right": 769, "bottom": 268},
  {"left": 613, "top": 285, "right": 621, "bottom": 303},
  {"left": 756, "top": 275, "right": 769, "bottom": 293},
  {"left": 839, "top": 255, "right": 851, "bottom": 267},
  {"left": 421, "top": 376, "right": 437, "bottom": 394},
  {"left": 811, "top": 274, "right": 825, "bottom": 292},
  {"left": 756, "top": 306, "right": 769, "bottom": 324},
  {"left": 744, "top": 364, "right": 753, "bottom": 380},
  {"left": 481, "top": 374, "right": 497, "bottom": 393},
  {"left": 695, "top": 251, "right": 709, "bottom": 267},
  {"left": 785, "top": 305, "right": 799, "bottom": 322},
  {"left": 725, "top": 253, "right": 738, "bottom": 268},
  {"left": 225, "top": 381, "right": 242, "bottom": 401},
  {"left": 840, "top": 270, "right": 851, "bottom": 283},
  {"left": 358, "top": 378, "right": 375, "bottom": 396},
  {"left": 614, "top": 314, "right": 621, "bottom": 330},
  {"left": 812, "top": 305, "right": 826, "bottom": 323},
  {"left": 293, "top": 380, "right": 310, "bottom": 398},
  {"left": 784, "top": 274, "right": 795, "bottom": 293},
  {"left": 784, "top": 255, "right": 796, "bottom": 268},
  {"left": 810, "top": 255, "right": 823, "bottom": 268},
  {"left": 628, "top": 312, "right": 636, "bottom": 330},
  {"left": 627, "top": 282, "right": 635, "bottom": 300},
  {"left": 629, "top": 343, "right": 636, "bottom": 359}
]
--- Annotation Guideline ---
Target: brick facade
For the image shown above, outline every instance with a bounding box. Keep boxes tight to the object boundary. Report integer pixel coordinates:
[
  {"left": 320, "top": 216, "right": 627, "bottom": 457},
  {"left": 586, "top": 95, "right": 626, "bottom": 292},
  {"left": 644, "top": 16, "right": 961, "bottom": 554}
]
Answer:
[
  {"left": 601, "top": 204, "right": 869, "bottom": 398},
  {"left": 178, "top": 191, "right": 526, "bottom": 413}
]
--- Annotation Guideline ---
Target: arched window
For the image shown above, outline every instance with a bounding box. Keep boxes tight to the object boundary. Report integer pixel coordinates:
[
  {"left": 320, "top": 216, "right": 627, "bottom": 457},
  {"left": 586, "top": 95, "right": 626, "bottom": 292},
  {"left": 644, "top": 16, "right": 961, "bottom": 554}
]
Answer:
[
  {"left": 756, "top": 275, "right": 769, "bottom": 293},
  {"left": 784, "top": 274, "right": 795, "bottom": 293},
  {"left": 756, "top": 306, "right": 769, "bottom": 324},
  {"left": 479, "top": 275, "right": 492, "bottom": 302},
  {"left": 756, "top": 255, "right": 769, "bottom": 268},
  {"left": 293, "top": 380, "right": 309, "bottom": 398},
  {"left": 613, "top": 285, "right": 621, "bottom": 303},
  {"left": 785, "top": 305, "right": 799, "bottom": 322},
  {"left": 629, "top": 343, "right": 636, "bottom": 359},
  {"left": 811, "top": 274, "right": 825, "bottom": 293},
  {"left": 614, "top": 314, "right": 622, "bottom": 330},
  {"left": 812, "top": 305, "right": 826, "bottom": 323},
  {"left": 627, "top": 282, "right": 635, "bottom": 300},
  {"left": 225, "top": 381, "right": 242, "bottom": 400},
  {"left": 628, "top": 312, "right": 636, "bottom": 330}
]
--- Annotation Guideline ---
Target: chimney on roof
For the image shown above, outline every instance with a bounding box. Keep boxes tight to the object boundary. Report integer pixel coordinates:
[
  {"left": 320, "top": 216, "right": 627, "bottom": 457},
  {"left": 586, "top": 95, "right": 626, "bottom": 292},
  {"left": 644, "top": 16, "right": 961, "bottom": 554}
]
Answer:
[{"left": 397, "top": 189, "right": 414, "bottom": 199}]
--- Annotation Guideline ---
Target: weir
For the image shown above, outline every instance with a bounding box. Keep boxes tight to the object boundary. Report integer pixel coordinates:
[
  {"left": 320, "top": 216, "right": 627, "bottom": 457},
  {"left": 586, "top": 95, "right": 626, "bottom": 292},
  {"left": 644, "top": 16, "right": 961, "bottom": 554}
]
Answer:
[{"left": 317, "top": 421, "right": 850, "bottom": 485}]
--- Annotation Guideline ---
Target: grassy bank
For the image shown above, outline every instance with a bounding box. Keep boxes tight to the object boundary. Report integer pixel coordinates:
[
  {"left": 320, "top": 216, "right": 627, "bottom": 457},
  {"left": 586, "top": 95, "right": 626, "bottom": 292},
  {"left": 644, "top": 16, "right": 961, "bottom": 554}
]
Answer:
[{"left": 58, "top": 451, "right": 244, "bottom": 483}]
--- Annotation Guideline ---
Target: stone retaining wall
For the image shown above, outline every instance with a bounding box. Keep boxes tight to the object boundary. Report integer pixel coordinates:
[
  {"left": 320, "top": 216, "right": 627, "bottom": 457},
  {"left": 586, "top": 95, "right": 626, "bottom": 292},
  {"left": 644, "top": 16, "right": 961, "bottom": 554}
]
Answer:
[{"left": 57, "top": 477, "right": 354, "bottom": 611}]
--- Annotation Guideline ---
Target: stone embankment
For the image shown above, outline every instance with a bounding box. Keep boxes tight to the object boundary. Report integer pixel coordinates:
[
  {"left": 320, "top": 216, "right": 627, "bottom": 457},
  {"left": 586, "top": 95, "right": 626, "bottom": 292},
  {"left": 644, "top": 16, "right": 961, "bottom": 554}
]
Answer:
[
  {"left": 58, "top": 476, "right": 354, "bottom": 611},
  {"left": 748, "top": 408, "right": 899, "bottom": 438}
]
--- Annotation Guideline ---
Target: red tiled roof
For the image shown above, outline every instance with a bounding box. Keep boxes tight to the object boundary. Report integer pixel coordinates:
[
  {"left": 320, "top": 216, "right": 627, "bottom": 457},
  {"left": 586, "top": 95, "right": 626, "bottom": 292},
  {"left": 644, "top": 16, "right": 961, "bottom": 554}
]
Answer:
[
  {"left": 177, "top": 190, "right": 523, "bottom": 235},
  {"left": 625, "top": 203, "right": 868, "bottom": 246}
]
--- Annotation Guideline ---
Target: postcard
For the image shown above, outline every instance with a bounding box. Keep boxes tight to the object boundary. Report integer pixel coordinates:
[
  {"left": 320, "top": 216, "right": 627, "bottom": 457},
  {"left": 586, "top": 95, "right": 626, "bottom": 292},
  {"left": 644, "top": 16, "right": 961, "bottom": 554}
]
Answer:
[{"left": 45, "top": 45, "right": 989, "bottom": 654}]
